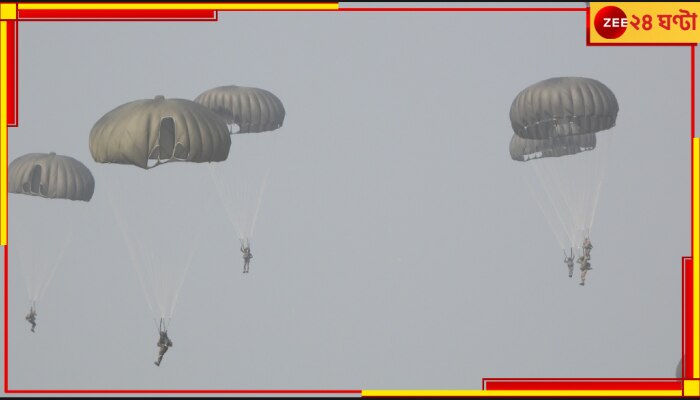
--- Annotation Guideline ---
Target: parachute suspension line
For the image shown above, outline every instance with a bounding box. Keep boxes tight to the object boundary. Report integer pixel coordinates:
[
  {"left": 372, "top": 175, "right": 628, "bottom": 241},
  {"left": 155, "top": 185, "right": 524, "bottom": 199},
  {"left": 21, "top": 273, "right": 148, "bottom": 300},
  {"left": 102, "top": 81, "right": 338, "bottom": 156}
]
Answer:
[
  {"left": 21, "top": 232, "right": 56, "bottom": 302},
  {"left": 209, "top": 132, "right": 277, "bottom": 249},
  {"left": 588, "top": 177, "right": 605, "bottom": 232},
  {"left": 532, "top": 143, "right": 607, "bottom": 254},
  {"left": 524, "top": 170, "right": 571, "bottom": 251},
  {"left": 577, "top": 134, "right": 611, "bottom": 241},
  {"left": 244, "top": 133, "right": 277, "bottom": 240},
  {"left": 248, "top": 164, "right": 272, "bottom": 239},
  {"left": 140, "top": 239, "right": 166, "bottom": 317},
  {"left": 21, "top": 249, "right": 37, "bottom": 302},
  {"left": 154, "top": 317, "right": 171, "bottom": 333},
  {"left": 248, "top": 135, "right": 278, "bottom": 240},
  {"left": 587, "top": 134, "right": 613, "bottom": 234},
  {"left": 116, "top": 207, "right": 156, "bottom": 317},
  {"left": 541, "top": 157, "right": 573, "bottom": 212},
  {"left": 532, "top": 161, "right": 576, "bottom": 248},
  {"left": 36, "top": 228, "right": 74, "bottom": 303},
  {"left": 538, "top": 156, "right": 582, "bottom": 244},
  {"left": 534, "top": 160, "right": 573, "bottom": 232},
  {"left": 158, "top": 317, "right": 171, "bottom": 333},
  {"left": 566, "top": 158, "right": 588, "bottom": 245},
  {"left": 168, "top": 229, "right": 203, "bottom": 319},
  {"left": 106, "top": 189, "right": 157, "bottom": 317},
  {"left": 574, "top": 148, "right": 595, "bottom": 240},
  {"left": 16, "top": 229, "right": 46, "bottom": 302},
  {"left": 137, "top": 238, "right": 168, "bottom": 318},
  {"left": 237, "top": 143, "right": 258, "bottom": 241},
  {"left": 208, "top": 163, "right": 245, "bottom": 240},
  {"left": 15, "top": 246, "right": 36, "bottom": 302}
]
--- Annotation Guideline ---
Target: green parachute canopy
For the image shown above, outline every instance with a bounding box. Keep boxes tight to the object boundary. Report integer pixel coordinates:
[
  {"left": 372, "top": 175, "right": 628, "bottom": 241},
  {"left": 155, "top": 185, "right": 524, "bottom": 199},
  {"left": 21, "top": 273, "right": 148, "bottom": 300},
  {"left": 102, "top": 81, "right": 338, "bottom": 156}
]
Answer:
[
  {"left": 509, "top": 132, "right": 597, "bottom": 162},
  {"left": 9, "top": 152, "right": 95, "bottom": 201},
  {"left": 194, "top": 85, "right": 285, "bottom": 134},
  {"left": 89, "top": 95, "right": 231, "bottom": 169},
  {"left": 509, "top": 77, "right": 619, "bottom": 140}
]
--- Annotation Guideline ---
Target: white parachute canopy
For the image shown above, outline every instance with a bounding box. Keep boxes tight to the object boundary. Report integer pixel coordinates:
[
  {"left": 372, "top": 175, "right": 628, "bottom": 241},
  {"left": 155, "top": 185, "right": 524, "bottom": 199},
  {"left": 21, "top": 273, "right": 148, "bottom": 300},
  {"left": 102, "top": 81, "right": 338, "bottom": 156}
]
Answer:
[
  {"left": 106, "top": 164, "right": 205, "bottom": 326},
  {"left": 208, "top": 131, "right": 278, "bottom": 249}
]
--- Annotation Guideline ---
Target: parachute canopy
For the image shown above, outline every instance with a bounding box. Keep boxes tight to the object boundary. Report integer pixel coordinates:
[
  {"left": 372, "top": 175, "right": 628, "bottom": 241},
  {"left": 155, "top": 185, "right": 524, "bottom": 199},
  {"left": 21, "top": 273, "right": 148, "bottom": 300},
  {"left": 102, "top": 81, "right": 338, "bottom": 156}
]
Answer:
[
  {"left": 194, "top": 85, "right": 285, "bottom": 133},
  {"left": 509, "top": 77, "right": 619, "bottom": 256},
  {"left": 89, "top": 95, "right": 231, "bottom": 169},
  {"left": 510, "top": 132, "right": 597, "bottom": 162},
  {"left": 509, "top": 77, "right": 619, "bottom": 140},
  {"left": 9, "top": 152, "right": 94, "bottom": 201}
]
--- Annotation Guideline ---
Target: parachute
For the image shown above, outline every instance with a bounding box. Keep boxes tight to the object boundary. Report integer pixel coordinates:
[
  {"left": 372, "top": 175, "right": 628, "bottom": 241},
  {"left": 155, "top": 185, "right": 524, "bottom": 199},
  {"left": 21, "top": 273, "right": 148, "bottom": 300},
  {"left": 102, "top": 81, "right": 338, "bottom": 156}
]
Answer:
[
  {"left": 9, "top": 152, "right": 94, "bottom": 325},
  {"left": 195, "top": 84, "right": 286, "bottom": 273},
  {"left": 9, "top": 152, "right": 95, "bottom": 201},
  {"left": 509, "top": 77, "right": 618, "bottom": 258},
  {"left": 90, "top": 96, "right": 226, "bottom": 335},
  {"left": 510, "top": 77, "right": 618, "bottom": 140},
  {"left": 89, "top": 95, "right": 231, "bottom": 169},
  {"left": 194, "top": 85, "right": 285, "bottom": 133}
]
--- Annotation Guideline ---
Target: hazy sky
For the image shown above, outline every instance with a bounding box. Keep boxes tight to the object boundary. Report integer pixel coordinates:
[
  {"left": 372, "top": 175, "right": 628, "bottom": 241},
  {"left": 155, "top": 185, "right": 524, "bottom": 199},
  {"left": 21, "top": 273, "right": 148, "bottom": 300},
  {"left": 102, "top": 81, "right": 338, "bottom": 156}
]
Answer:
[{"left": 2, "top": 2, "right": 694, "bottom": 392}]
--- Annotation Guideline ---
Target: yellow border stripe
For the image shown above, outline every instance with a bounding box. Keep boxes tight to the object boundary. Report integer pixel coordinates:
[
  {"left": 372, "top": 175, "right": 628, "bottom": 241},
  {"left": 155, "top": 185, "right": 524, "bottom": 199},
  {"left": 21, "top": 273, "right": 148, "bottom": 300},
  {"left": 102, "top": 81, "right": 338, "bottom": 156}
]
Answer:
[
  {"left": 17, "top": 3, "right": 339, "bottom": 11},
  {"left": 694, "top": 138, "right": 699, "bottom": 379},
  {"left": 361, "top": 390, "right": 682, "bottom": 397},
  {"left": 1, "top": 21, "right": 7, "bottom": 246}
]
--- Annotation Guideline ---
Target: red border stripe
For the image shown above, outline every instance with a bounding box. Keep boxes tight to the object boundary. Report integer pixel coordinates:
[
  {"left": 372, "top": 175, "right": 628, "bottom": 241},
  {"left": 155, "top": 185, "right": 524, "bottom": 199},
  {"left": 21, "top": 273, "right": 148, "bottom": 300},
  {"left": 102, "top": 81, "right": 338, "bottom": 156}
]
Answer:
[
  {"left": 484, "top": 380, "right": 682, "bottom": 391},
  {"left": 6, "top": 21, "right": 16, "bottom": 127},
  {"left": 683, "top": 258, "right": 694, "bottom": 379},
  {"left": 17, "top": 9, "right": 217, "bottom": 21}
]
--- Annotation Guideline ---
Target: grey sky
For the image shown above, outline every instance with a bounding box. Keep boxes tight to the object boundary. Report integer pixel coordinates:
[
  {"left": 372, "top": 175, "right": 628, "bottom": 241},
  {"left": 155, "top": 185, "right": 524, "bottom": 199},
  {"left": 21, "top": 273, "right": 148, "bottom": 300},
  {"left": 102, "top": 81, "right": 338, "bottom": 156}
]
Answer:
[{"left": 2, "top": 2, "right": 692, "bottom": 392}]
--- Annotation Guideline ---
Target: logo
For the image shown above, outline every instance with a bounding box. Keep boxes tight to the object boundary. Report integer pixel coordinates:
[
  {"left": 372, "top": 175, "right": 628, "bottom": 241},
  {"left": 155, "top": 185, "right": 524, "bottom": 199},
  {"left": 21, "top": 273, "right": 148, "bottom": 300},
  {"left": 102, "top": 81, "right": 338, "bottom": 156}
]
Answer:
[{"left": 594, "top": 6, "right": 628, "bottom": 39}]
